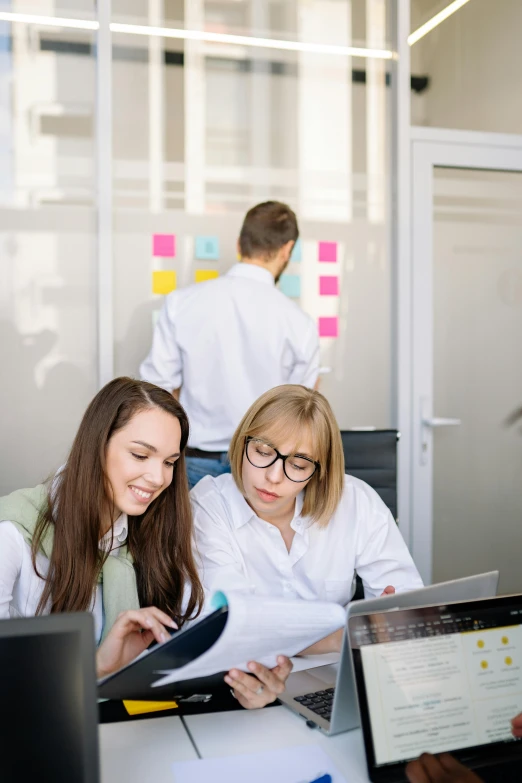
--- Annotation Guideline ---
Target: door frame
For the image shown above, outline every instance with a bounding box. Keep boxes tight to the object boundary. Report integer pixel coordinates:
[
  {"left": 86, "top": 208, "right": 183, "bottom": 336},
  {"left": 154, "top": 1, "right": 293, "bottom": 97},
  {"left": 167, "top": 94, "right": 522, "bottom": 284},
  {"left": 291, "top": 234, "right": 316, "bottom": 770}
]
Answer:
[{"left": 402, "top": 126, "right": 522, "bottom": 584}]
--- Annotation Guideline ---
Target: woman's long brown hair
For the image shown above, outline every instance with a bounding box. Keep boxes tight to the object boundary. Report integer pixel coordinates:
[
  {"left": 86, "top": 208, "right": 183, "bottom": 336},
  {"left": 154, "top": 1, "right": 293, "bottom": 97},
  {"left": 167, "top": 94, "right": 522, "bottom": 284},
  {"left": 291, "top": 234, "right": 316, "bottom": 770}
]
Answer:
[{"left": 32, "top": 377, "right": 203, "bottom": 626}]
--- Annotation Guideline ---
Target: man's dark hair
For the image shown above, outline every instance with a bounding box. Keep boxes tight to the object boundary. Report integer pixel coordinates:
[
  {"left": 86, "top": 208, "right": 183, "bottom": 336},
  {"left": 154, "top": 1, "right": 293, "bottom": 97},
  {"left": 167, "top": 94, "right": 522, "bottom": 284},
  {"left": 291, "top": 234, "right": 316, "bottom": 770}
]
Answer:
[{"left": 239, "top": 201, "right": 299, "bottom": 260}]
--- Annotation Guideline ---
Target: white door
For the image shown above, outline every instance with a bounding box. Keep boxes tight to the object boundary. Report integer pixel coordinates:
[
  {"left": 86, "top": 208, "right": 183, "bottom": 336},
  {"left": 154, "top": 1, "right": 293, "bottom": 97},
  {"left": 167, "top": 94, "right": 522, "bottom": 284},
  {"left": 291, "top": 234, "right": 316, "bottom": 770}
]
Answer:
[{"left": 410, "top": 128, "right": 522, "bottom": 593}]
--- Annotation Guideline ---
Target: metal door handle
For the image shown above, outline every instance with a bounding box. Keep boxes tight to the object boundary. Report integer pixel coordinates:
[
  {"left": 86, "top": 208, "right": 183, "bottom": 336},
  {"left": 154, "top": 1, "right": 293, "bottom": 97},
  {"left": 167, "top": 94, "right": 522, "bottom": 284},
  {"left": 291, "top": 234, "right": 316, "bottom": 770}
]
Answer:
[
  {"left": 420, "top": 398, "right": 462, "bottom": 466},
  {"left": 422, "top": 417, "right": 461, "bottom": 427}
]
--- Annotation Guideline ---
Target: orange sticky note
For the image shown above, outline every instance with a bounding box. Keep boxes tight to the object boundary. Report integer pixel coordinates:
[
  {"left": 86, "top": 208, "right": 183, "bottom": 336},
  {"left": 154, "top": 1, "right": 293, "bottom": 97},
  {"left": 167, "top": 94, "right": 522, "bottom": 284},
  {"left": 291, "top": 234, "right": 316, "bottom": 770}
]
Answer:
[
  {"left": 152, "top": 270, "right": 176, "bottom": 295},
  {"left": 195, "top": 269, "right": 219, "bottom": 283},
  {"left": 123, "top": 700, "right": 178, "bottom": 716}
]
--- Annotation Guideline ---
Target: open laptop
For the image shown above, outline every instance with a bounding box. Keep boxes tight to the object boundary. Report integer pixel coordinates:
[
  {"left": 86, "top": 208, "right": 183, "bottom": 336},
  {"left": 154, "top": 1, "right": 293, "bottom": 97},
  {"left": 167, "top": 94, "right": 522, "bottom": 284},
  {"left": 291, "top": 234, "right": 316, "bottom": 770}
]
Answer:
[
  {"left": 278, "top": 571, "right": 499, "bottom": 736},
  {"left": 0, "top": 613, "right": 99, "bottom": 783},
  {"left": 349, "top": 593, "right": 522, "bottom": 782}
]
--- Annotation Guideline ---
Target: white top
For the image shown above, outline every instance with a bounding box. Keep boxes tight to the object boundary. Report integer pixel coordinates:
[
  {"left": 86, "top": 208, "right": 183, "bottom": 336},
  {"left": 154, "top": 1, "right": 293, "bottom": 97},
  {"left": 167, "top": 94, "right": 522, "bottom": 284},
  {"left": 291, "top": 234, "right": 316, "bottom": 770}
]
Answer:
[
  {"left": 0, "top": 514, "right": 129, "bottom": 643},
  {"left": 192, "top": 474, "right": 423, "bottom": 603},
  {"left": 139, "top": 263, "right": 320, "bottom": 451}
]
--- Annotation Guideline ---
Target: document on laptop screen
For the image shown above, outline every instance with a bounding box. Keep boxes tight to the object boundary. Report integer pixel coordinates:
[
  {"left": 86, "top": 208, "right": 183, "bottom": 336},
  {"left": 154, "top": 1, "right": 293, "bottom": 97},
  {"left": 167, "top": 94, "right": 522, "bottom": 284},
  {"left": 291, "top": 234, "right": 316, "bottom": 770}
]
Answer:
[{"left": 356, "top": 609, "right": 522, "bottom": 765}]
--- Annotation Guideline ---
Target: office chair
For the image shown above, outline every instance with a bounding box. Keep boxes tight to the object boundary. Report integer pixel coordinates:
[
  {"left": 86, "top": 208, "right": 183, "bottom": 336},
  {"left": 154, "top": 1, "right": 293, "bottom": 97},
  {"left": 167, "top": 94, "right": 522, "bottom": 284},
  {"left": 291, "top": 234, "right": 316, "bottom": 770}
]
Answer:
[{"left": 339, "top": 429, "right": 399, "bottom": 600}]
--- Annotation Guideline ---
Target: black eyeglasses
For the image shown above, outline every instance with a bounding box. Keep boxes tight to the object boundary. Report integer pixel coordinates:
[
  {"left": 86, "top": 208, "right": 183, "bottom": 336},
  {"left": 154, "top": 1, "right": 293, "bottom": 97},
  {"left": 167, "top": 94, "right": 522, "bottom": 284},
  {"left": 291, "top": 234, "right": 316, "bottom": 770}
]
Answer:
[{"left": 245, "top": 437, "right": 319, "bottom": 483}]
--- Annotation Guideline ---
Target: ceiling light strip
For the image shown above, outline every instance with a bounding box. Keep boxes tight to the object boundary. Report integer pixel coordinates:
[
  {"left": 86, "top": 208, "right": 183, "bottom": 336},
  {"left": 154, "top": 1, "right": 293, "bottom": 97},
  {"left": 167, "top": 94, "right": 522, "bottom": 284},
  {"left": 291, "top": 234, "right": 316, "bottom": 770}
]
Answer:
[
  {"left": 0, "top": 11, "right": 393, "bottom": 60},
  {"left": 0, "top": 12, "right": 98, "bottom": 30},
  {"left": 408, "top": 0, "right": 472, "bottom": 46},
  {"left": 110, "top": 22, "right": 394, "bottom": 59}
]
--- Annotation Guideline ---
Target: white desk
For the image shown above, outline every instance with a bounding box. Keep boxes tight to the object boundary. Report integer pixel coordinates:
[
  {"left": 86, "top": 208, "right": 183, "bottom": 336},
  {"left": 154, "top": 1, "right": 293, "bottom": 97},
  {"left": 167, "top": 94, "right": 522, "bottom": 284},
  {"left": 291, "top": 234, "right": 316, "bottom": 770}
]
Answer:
[
  {"left": 185, "top": 705, "right": 371, "bottom": 782},
  {"left": 99, "top": 716, "right": 197, "bottom": 782}
]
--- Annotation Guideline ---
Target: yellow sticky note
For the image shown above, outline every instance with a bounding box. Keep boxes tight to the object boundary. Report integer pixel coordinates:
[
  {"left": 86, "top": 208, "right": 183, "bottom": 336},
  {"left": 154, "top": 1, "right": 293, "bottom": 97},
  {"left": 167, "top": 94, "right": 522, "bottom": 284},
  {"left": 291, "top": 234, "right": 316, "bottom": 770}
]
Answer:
[
  {"left": 152, "top": 270, "right": 176, "bottom": 295},
  {"left": 123, "top": 700, "right": 178, "bottom": 716},
  {"left": 195, "top": 269, "right": 219, "bottom": 283}
]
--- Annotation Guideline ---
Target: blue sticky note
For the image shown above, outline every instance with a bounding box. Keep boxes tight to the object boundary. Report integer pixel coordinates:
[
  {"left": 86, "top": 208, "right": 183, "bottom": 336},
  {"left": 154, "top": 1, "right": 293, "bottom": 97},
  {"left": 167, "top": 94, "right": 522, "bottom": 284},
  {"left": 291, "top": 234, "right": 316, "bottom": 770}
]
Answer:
[
  {"left": 290, "top": 238, "right": 302, "bottom": 262},
  {"left": 195, "top": 235, "right": 220, "bottom": 261},
  {"left": 279, "top": 274, "right": 301, "bottom": 299}
]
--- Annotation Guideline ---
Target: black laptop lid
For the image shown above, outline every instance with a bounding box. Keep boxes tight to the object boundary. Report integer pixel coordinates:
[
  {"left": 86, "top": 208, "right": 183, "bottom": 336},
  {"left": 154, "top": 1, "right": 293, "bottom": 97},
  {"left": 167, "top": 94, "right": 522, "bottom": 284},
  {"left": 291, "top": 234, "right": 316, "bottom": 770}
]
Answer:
[
  {"left": 0, "top": 613, "right": 99, "bottom": 783},
  {"left": 349, "top": 595, "right": 522, "bottom": 782}
]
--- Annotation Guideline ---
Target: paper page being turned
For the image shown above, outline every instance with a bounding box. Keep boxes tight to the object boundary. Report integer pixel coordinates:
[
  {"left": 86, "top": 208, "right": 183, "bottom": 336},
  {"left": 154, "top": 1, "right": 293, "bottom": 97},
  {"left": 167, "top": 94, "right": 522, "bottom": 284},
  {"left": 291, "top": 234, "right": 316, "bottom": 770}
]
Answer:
[{"left": 152, "top": 591, "right": 346, "bottom": 688}]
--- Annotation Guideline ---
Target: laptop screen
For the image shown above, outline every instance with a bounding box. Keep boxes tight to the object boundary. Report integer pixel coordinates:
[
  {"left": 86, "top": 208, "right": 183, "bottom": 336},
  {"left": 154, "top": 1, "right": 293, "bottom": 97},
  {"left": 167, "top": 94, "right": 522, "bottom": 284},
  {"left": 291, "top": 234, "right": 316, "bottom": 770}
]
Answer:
[
  {"left": 0, "top": 616, "right": 98, "bottom": 783},
  {"left": 349, "top": 597, "right": 522, "bottom": 768}
]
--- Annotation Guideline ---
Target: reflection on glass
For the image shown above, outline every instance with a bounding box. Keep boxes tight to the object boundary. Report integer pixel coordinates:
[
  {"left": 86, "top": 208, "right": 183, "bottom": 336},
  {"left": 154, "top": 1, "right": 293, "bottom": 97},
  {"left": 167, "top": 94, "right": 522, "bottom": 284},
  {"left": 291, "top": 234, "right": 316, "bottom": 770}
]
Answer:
[{"left": 0, "top": 9, "right": 97, "bottom": 494}]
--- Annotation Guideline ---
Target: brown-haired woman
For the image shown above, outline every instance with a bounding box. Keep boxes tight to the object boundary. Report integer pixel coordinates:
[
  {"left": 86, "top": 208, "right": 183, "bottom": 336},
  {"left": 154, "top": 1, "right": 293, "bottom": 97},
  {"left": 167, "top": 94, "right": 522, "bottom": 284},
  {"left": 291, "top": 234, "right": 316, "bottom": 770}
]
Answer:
[
  {"left": 0, "top": 377, "right": 291, "bottom": 708},
  {"left": 192, "top": 385, "right": 423, "bottom": 655}
]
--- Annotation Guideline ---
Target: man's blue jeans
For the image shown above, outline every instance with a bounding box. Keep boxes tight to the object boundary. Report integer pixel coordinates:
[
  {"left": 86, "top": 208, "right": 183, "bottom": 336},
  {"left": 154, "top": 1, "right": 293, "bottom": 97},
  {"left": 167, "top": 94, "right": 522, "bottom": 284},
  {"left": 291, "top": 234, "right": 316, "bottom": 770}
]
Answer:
[{"left": 185, "top": 454, "right": 231, "bottom": 490}]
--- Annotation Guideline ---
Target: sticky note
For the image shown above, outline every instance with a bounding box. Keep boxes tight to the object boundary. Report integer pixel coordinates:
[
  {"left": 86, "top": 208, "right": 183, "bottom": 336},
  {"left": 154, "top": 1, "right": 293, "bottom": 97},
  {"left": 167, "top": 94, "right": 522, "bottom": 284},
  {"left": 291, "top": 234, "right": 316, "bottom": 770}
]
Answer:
[
  {"left": 318, "top": 316, "right": 339, "bottom": 338},
  {"left": 195, "top": 269, "right": 219, "bottom": 283},
  {"left": 318, "top": 241, "right": 337, "bottom": 263},
  {"left": 279, "top": 274, "right": 301, "bottom": 298},
  {"left": 290, "top": 238, "right": 302, "bottom": 262},
  {"left": 319, "top": 276, "right": 339, "bottom": 296},
  {"left": 152, "top": 270, "right": 176, "bottom": 295},
  {"left": 195, "top": 235, "right": 220, "bottom": 261},
  {"left": 123, "top": 700, "right": 178, "bottom": 716},
  {"left": 153, "top": 234, "right": 176, "bottom": 257}
]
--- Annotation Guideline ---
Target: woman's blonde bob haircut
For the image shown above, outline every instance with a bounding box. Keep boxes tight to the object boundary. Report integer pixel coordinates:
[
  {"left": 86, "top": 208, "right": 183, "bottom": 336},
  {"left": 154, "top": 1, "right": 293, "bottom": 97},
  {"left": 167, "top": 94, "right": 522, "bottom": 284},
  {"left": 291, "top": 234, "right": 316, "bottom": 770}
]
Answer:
[{"left": 228, "top": 385, "right": 345, "bottom": 527}]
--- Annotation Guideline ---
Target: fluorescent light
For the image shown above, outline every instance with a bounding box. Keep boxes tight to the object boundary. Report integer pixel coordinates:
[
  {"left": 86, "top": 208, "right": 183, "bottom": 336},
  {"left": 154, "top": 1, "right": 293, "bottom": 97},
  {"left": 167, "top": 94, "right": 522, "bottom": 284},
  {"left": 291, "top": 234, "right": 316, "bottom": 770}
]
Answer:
[
  {"left": 110, "top": 22, "right": 394, "bottom": 60},
  {"left": 0, "top": 11, "right": 393, "bottom": 60},
  {"left": 408, "top": 0, "right": 472, "bottom": 46},
  {"left": 0, "top": 12, "right": 97, "bottom": 31}
]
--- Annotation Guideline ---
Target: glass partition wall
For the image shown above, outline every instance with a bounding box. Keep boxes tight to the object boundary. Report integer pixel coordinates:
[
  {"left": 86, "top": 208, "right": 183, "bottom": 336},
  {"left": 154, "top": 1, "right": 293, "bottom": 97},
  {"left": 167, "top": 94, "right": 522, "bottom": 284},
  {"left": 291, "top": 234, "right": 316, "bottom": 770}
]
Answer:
[{"left": 0, "top": 0, "right": 398, "bottom": 494}]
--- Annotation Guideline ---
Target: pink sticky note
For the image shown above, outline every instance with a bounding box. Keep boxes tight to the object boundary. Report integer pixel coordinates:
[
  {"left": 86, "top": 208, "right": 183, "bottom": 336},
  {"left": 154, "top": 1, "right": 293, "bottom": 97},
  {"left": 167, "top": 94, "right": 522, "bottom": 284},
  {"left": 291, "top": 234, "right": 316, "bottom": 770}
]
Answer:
[
  {"left": 319, "top": 276, "right": 339, "bottom": 296},
  {"left": 318, "top": 241, "right": 337, "bottom": 263},
  {"left": 153, "top": 234, "right": 176, "bottom": 257},
  {"left": 318, "top": 316, "right": 339, "bottom": 338}
]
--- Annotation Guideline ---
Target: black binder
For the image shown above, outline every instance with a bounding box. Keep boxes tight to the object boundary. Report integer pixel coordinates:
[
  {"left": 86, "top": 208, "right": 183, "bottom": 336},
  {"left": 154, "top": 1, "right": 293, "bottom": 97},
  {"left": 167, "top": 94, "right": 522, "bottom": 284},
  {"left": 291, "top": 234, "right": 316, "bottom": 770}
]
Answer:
[{"left": 97, "top": 605, "right": 229, "bottom": 701}]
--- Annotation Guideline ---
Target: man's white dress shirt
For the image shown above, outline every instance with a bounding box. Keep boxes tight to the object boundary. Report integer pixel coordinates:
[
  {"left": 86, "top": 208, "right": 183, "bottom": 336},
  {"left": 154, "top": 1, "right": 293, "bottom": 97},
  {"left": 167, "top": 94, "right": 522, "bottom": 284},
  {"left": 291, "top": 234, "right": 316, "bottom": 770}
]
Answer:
[
  {"left": 140, "top": 263, "right": 320, "bottom": 450},
  {"left": 0, "top": 514, "right": 129, "bottom": 643},
  {"left": 192, "top": 473, "right": 423, "bottom": 604}
]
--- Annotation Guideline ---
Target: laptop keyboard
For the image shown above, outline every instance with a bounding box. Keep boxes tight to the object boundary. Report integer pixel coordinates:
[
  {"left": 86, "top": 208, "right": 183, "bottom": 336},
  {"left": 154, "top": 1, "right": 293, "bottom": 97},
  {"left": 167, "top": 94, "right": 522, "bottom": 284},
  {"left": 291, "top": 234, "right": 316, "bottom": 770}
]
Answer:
[{"left": 294, "top": 687, "right": 335, "bottom": 721}]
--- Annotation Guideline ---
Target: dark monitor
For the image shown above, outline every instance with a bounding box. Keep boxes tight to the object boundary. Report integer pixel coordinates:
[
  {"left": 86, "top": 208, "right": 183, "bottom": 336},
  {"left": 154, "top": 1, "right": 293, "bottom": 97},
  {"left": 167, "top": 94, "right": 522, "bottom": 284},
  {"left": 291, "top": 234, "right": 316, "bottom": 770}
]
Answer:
[{"left": 0, "top": 613, "right": 99, "bottom": 783}]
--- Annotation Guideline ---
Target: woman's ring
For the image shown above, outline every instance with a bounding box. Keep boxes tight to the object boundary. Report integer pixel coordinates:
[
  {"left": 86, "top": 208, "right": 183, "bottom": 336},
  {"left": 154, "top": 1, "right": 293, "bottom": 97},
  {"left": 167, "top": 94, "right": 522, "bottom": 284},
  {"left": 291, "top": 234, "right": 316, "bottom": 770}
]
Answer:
[{"left": 255, "top": 685, "right": 264, "bottom": 695}]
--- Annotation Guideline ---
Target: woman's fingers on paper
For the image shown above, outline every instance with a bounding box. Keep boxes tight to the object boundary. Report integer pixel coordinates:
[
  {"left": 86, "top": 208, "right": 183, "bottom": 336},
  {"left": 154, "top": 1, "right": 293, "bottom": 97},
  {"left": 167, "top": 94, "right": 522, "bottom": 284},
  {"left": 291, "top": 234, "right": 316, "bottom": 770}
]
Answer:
[
  {"left": 273, "top": 655, "right": 293, "bottom": 680},
  {"left": 248, "top": 661, "right": 288, "bottom": 694},
  {"left": 224, "top": 671, "right": 275, "bottom": 708},
  {"left": 115, "top": 607, "right": 176, "bottom": 645}
]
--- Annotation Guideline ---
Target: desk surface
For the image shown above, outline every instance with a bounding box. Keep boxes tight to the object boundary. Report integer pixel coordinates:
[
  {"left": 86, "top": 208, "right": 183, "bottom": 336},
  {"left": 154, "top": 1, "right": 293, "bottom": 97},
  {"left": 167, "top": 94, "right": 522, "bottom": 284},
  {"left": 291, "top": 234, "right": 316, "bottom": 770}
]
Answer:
[
  {"left": 185, "top": 705, "right": 371, "bottom": 782},
  {"left": 98, "top": 704, "right": 371, "bottom": 783},
  {"left": 99, "top": 715, "right": 197, "bottom": 782}
]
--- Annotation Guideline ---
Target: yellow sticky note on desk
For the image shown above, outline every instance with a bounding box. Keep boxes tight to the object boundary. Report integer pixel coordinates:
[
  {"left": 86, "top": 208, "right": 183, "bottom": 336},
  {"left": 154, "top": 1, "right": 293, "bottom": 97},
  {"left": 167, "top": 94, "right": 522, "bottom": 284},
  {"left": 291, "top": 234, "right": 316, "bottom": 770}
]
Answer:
[
  {"left": 123, "top": 700, "right": 178, "bottom": 716},
  {"left": 152, "top": 270, "right": 176, "bottom": 295},
  {"left": 195, "top": 269, "right": 219, "bottom": 283}
]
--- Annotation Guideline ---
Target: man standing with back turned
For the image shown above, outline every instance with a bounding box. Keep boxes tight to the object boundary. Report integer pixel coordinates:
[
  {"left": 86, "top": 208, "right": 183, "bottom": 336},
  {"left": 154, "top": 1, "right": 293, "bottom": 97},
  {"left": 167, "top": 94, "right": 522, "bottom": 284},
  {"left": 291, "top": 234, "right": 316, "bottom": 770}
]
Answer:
[{"left": 140, "top": 201, "right": 320, "bottom": 488}]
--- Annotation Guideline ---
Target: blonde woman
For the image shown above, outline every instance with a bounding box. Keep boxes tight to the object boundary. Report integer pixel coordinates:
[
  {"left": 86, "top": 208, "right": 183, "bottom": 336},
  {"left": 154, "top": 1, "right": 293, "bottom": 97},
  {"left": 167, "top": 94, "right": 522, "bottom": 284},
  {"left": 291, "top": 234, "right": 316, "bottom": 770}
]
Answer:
[{"left": 192, "top": 385, "right": 423, "bottom": 655}]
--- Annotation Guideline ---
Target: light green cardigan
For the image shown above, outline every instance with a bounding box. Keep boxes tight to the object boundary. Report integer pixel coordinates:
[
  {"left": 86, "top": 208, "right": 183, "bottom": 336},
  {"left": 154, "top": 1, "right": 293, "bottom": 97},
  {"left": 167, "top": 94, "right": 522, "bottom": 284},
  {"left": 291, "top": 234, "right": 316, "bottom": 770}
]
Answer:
[{"left": 0, "top": 484, "right": 140, "bottom": 643}]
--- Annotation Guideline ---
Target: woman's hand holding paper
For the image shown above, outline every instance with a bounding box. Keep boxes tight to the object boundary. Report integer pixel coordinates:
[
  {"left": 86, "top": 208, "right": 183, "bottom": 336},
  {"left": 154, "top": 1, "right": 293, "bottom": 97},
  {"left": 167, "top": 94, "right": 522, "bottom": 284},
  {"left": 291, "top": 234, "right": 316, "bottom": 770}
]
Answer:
[{"left": 225, "top": 656, "right": 293, "bottom": 709}]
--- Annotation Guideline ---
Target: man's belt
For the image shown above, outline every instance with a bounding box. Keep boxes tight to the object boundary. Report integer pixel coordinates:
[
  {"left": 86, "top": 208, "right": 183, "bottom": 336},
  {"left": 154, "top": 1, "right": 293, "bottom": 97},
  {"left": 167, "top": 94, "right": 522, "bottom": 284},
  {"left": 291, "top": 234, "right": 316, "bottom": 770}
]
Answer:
[{"left": 185, "top": 447, "right": 226, "bottom": 461}]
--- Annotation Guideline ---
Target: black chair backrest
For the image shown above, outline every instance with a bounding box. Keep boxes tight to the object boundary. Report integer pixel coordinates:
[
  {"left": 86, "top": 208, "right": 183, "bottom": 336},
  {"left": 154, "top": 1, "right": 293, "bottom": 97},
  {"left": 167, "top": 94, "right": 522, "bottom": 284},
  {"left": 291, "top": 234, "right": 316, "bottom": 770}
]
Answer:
[{"left": 339, "top": 429, "right": 399, "bottom": 521}]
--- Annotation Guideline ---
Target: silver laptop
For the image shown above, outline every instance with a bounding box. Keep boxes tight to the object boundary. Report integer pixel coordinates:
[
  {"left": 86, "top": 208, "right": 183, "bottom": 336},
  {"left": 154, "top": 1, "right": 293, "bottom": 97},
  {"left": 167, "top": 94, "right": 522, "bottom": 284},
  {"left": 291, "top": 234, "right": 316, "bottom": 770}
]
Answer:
[{"left": 278, "top": 571, "right": 499, "bottom": 736}]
